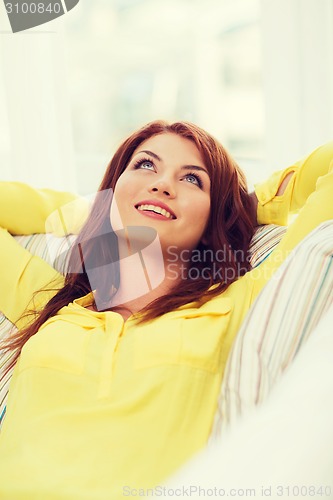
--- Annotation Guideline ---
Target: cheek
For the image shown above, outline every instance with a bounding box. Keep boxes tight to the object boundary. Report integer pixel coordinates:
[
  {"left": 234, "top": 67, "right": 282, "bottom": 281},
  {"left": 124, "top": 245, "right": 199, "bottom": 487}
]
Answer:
[
  {"left": 192, "top": 198, "right": 211, "bottom": 228},
  {"left": 114, "top": 173, "right": 139, "bottom": 203},
  {"left": 110, "top": 173, "right": 142, "bottom": 229},
  {"left": 110, "top": 197, "right": 123, "bottom": 231},
  {"left": 109, "top": 179, "right": 127, "bottom": 230}
]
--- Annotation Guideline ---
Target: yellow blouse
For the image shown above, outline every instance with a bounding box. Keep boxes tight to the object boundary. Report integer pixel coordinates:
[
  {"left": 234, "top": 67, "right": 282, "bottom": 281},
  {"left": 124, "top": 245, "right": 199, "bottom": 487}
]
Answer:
[{"left": 0, "top": 142, "right": 332, "bottom": 499}]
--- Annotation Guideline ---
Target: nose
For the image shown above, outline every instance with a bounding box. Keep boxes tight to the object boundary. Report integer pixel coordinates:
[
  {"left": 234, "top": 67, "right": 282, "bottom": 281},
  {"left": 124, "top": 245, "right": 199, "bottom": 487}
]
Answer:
[{"left": 148, "top": 178, "right": 176, "bottom": 198}]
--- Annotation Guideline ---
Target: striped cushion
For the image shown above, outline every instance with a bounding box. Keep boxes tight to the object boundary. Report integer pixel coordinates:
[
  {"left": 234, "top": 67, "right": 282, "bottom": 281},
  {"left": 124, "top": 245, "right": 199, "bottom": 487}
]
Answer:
[
  {"left": 248, "top": 224, "right": 287, "bottom": 268},
  {"left": 210, "top": 221, "right": 333, "bottom": 439},
  {"left": 0, "top": 226, "right": 285, "bottom": 427}
]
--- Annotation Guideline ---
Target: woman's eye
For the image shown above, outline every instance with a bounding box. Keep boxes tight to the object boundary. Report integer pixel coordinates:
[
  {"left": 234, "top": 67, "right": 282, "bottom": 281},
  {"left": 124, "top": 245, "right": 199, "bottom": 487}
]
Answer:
[
  {"left": 137, "top": 160, "right": 155, "bottom": 170},
  {"left": 184, "top": 173, "right": 202, "bottom": 187}
]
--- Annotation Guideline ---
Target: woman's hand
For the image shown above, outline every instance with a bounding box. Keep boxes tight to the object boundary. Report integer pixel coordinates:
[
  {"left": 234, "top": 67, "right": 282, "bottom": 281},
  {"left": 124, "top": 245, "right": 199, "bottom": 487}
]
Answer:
[{"left": 0, "top": 182, "right": 80, "bottom": 235}]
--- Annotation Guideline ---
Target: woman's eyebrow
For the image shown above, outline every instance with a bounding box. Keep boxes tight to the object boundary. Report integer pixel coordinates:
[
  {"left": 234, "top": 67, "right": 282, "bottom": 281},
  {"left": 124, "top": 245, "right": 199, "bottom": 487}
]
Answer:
[
  {"left": 181, "top": 165, "right": 209, "bottom": 175},
  {"left": 137, "top": 150, "right": 161, "bottom": 161},
  {"left": 136, "top": 150, "right": 208, "bottom": 175}
]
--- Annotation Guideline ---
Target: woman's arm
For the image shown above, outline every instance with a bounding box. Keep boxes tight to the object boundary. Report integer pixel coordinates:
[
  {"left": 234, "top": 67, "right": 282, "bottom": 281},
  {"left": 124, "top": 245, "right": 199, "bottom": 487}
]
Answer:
[
  {"left": 248, "top": 141, "right": 333, "bottom": 296},
  {"left": 0, "top": 228, "right": 64, "bottom": 327},
  {"left": 0, "top": 182, "right": 87, "bottom": 235},
  {"left": 249, "top": 171, "right": 295, "bottom": 222},
  {"left": 254, "top": 141, "right": 333, "bottom": 226}
]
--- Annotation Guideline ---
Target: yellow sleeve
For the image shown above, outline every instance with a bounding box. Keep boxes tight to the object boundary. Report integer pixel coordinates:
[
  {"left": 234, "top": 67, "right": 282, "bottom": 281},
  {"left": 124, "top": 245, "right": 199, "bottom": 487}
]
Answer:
[
  {"left": 0, "top": 182, "right": 89, "bottom": 235},
  {"left": 0, "top": 228, "right": 64, "bottom": 328},
  {"left": 255, "top": 141, "right": 333, "bottom": 225},
  {"left": 249, "top": 142, "right": 333, "bottom": 297}
]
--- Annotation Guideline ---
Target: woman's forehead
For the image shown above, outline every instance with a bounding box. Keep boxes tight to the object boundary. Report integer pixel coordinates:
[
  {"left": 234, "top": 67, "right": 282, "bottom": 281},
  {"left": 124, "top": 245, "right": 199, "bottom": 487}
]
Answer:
[{"left": 132, "top": 133, "right": 206, "bottom": 166}]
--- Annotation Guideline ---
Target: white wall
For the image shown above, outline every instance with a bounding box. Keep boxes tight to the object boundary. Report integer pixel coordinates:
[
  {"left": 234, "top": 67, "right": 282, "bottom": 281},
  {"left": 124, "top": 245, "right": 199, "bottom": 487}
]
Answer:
[{"left": 260, "top": 0, "right": 333, "bottom": 170}]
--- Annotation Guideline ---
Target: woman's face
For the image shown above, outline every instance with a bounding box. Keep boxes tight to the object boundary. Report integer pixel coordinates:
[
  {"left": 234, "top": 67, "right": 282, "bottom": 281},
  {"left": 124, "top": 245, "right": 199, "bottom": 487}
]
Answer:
[{"left": 111, "top": 133, "right": 211, "bottom": 253}]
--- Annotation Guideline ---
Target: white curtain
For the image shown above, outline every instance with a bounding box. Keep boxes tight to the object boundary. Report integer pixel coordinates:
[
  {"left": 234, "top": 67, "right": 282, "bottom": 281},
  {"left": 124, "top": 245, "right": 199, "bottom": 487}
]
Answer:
[{"left": 0, "top": 13, "right": 76, "bottom": 191}]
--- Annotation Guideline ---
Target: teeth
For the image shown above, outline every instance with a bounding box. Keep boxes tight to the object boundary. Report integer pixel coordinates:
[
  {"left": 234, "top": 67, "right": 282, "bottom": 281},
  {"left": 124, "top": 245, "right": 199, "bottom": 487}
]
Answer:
[{"left": 137, "top": 204, "right": 173, "bottom": 219}]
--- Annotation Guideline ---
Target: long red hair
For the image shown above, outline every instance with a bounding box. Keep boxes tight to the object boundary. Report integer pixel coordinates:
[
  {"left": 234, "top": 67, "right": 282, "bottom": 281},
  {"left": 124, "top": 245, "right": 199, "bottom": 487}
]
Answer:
[{"left": 3, "top": 121, "right": 256, "bottom": 366}]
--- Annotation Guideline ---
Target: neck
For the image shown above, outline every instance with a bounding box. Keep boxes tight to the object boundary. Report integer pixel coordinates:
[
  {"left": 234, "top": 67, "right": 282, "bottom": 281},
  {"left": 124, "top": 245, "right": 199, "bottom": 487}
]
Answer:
[{"left": 92, "top": 233, "right": 186, "bottom": 317}]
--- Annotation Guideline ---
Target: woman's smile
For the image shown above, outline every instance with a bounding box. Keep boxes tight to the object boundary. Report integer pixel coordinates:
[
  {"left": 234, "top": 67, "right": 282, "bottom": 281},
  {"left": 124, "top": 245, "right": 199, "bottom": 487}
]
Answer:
[{"left": 135, "top": 199, "right": 177, "bottom": 220}]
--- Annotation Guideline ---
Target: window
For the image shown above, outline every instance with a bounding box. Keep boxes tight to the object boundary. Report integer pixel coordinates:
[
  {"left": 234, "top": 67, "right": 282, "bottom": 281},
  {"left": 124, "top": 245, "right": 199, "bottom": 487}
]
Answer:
[
  {"left": 63, "top": 0, "right": 264, "bottom": 193},
  {"left": 1, "top": 0, "right": 332, "bottom": 192}
]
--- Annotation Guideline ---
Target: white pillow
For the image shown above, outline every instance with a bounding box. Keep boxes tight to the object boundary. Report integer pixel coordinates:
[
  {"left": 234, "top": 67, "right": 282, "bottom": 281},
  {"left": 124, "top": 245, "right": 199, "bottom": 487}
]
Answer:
[{"left": 211, "top": 221, "right": 333, "bottom": 439}]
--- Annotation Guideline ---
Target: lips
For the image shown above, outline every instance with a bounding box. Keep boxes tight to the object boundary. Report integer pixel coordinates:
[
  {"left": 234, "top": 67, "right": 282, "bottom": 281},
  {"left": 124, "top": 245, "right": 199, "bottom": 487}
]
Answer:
[{"left": 135, "top": 200, "right": 177, "bottom": 220}]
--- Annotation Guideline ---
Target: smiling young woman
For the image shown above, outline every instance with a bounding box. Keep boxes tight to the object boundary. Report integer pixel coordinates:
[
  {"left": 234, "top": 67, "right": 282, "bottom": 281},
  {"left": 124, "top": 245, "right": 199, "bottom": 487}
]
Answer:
[
  {"left": 0, "top": 121, "right": 332, "bottom": 499},
  {"left": 4, "top": 121, "right": 255, "bottom": 343}
]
